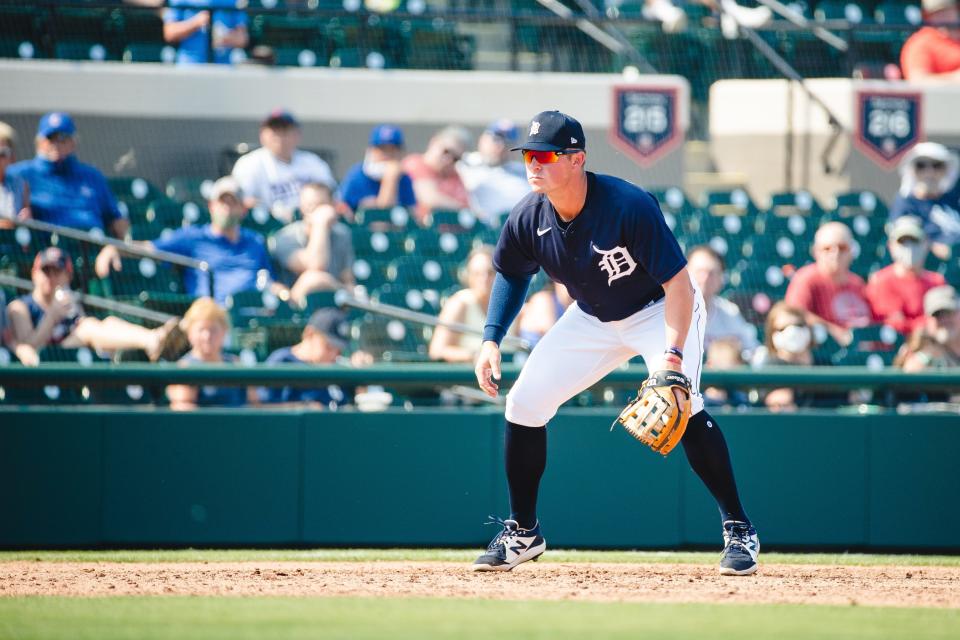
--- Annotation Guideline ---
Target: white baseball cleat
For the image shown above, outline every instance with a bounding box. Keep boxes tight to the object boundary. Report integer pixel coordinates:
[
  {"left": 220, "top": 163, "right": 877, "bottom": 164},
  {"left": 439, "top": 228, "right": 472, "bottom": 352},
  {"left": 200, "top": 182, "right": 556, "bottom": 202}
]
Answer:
[
  {"left": 719, "top": 520, "right": 760, "bottom": 576},
  {"left": 472, "top": 517, "right": 546, "bottom": 572}
]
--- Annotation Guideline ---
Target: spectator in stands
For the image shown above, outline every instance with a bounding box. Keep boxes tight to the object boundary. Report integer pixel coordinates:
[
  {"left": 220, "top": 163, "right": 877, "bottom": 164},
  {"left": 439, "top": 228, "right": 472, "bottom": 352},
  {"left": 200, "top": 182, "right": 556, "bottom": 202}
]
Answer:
[
  {"left": 703, "top": 337, "right": 750, "bottom": 409},
  {"left": 429, "top": 245, "right": 497, "bottom": 363},
  {"left": 95, "top": 177, "right": 289, "bottom": 305},
  {"left": 785, "top": 221, "right": 873, "bottom": 346},
  {"left": 0, "top": 121, "right": 29, "bottom": 224},
  {"left": 258, "top": 308, "right": 355, "bottom": 408},
  {"left": 231, "top": 109, "right": 336, "bottom": 221},
  {"left": 890, "top": 142, "right": 960, "bottom": 261},
  {"left": 899, "top": 285, "right": 960, "bottom": 371},
  {"left": 270, "top": 183, "right": 355, "bottom": 305},
  {"left": 167, "top": 297, "right": 256, "bottom": 410},
  {"left": 402, "top": 125, "right": 471, "bottom": 223},
  {"left": 751, "top": 302, "right": 818, "bottom": 412},
  {"left": 517, "top": 282, "right": 573, "bottom": 350},
  {"left": 687, "top": 245, "right": 759, "bottom": 358},
  {"left": 6, "top": 248, "right": 184, "bottom": 366},
  {"left": 900, "top": 0, "right": 960, "bottom": 81},
  {"left": 636, "top": 0, "right": 771, "bottom": 36},
  {"left": 457, "top": 119, "right": 530, "bottom": 225},
  {"left": 338, "top": 124, "right": 416, "bottom": 214},
  {"left": 162, "top": 0, "right": 249, "bottom": 66},
  {"left": 866, "top": 216, "right": 946, "bottom": 336},
  {"left": 7, "top": 113, "right": 128, "bottom": 237}
]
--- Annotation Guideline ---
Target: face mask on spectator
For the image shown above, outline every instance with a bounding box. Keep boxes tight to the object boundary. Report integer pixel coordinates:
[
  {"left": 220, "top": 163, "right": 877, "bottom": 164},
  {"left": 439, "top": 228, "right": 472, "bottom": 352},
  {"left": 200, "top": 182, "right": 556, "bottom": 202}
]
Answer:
[
  {"left": 362, "top": 153, "right": 388, "bottom": 180},
  {"left": 772, "top": 325, "right": 811, "bottom": 354},
  {"left": 891, "top": 240, "right": 928, "bottom": 269},
  {"left": 211, "top": 207, "right": 242, "bottom": 230}
]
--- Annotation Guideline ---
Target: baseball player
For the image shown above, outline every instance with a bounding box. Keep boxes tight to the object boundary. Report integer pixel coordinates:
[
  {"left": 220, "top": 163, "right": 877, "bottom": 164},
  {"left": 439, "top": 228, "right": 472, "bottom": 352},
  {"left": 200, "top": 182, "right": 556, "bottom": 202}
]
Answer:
[{"left": 473, "top": 110, "right": 759, "bottom": 576}]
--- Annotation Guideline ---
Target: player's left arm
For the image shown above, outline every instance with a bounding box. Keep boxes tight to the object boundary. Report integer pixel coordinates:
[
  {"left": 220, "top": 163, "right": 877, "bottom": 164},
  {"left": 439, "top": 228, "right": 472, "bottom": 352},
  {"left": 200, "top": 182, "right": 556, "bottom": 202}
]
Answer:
[{"left": 660, "top": 267, "right": 694, "bottom": 373}]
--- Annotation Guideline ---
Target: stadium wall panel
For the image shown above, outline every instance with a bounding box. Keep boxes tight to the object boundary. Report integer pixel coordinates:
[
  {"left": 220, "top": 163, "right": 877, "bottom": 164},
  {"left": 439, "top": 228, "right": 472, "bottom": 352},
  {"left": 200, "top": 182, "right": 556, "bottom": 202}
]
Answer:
[{"left": 1, "top": 408, "right": 958, "bottom": 551}]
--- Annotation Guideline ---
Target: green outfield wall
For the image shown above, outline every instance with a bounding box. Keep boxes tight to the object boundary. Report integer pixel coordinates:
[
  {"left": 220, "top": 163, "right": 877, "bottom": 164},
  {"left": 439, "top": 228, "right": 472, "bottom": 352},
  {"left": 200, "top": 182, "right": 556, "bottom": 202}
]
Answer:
[{"left": 2, "top": 407, "right": 958, "bottom": 551}]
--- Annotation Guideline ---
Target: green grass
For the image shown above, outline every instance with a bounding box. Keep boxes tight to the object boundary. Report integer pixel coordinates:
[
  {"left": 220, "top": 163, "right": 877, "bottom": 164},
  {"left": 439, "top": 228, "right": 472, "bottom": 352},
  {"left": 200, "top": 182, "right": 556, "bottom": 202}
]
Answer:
[
  {"left": 2, "top": 548, "right": 959, "bottom": 567},
  {"left": 0, "top": 597, "right": 957, "bottom": 640}
]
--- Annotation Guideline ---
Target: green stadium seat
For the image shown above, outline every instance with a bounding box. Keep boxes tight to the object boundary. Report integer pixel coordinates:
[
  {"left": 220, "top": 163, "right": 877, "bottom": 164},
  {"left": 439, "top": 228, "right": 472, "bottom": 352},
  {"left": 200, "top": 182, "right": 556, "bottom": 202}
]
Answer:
[
  {"left": 875, "top": 2, "right": 923, "bottom": 26},
  {"left": 273, "top": 46, "right": 327, "bottom": 67},
  {"left": 372, "top": 284, "right": 440, "bottom": 316},
  {"left": 302, "top": 290, "right": 339, "bottom": 314},
  {"left": 699, "top": 188, "right": 758, "bottom": 217},
  {"left": 122, "top": 43, "right": 176, "bottom": 64},
  {"left": 765, "top": 190, "right": 825, "bottom": 219},
  {"left": 352, "top": 227, "right": 408, "bottom": 259},
  {"left": 54, "top": 41, "right": 116, "bottom": 62},
  {"left": 351, "top": 256, "right": 390, "bottom": 290},
  {"left": 108, "top": 176, "right": 163, "bottom": 204},
  {"left": 405, "top": 228, "right": 471, "bottom": 262},
  {"left": 225, "top": 288, "right": 293, "bottom": 327},
  {"left": 829, "top": 190, "right": 888, "bottom": 218},
  {"left": 386, "top": 255, "right": 452, "bottom": 290},
  {"left": 101, "top": 257, "right": 185, "bottom": 298},
  {"left": 0, "top": 38, "right": 39, "bottom": 60},
  {"left": 730, "top": 263, "right": 789, "bottom": 298},
  {"left": 405, "top": 29, "right": 474, "bottom": 71},
  {"left": 646, "top": 186, "right": 695, "bottom": 233},
  {"left": 351, "top": 313, "right": 431, "bottom": 362},
  {"left": 742, "top": 231, "right": 802, "bottom": 266},
  {"left": 242, "top": 207, "right": 285, "bottom": 236},
  {"left": 0, "top": 6, "right": 41, "bottom": 44},
  {"left": 165, "top": 177, "right": 216, "bottom": 203},
  {"left": 426, "top": 209, "right": 478, "bottom": 232},
  {"left": 355, "top": 207, "right": 412, "bottom": 230},
  {"left": 250, "top": 13, "right": 325, "bottom": 49},
  {"left": 147, "top": 198, "right": 191, "bottom": 227}
]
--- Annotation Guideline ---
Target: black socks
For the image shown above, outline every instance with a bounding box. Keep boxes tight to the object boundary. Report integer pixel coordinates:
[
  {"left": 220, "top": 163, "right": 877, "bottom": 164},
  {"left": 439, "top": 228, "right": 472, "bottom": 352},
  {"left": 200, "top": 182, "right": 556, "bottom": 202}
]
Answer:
[
  {"left": 504, "top": 421, "right": 546, "bottom": 530},
  {"left": 680, "top": 410, "right": 750, "bottom": 524}
]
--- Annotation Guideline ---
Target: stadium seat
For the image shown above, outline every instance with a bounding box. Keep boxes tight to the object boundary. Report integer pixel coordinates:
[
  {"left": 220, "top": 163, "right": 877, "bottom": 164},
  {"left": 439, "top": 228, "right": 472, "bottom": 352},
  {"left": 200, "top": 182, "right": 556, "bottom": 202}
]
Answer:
[
  {"left": 273, "top": 46, "right": 327, "bottom": 67},
  {"left": 352, "top": 227, "right": 408, "bottom": 260},
  {"left": 351, "top": 257, "right": 390, "bottom": 290},
  {"left": 355, "top": 207, "right": 412, "bottom": 231},
  {"left": 165, "top": 177, "right": 216, "bottom": 203},
  {"left": 405, "top": 228, "right": 471, "bottom": 262},
  {"left": 875, "top": 2, "right": 923, "bottom": 26},
  {"left": 225, "top": 288, "right": 293, "bottom": 327},
  {"left": 54, "top": 41, "right": 116, "bottom": 62},
  {"left": 123, "top": 43, "right": 176, "bottom": 64},
  {"left": 386, "top": 255, "right": 452, "bottom": 291},
  {"left": 242, "top": 207, "right": 285, "bottom": 236},
  {"left": 250, "top": 13, "right": 325, "bottom": 50},
  {"left": 765, "top": 190, "right": 825, "bottom": 219},
  {"left": 405, "top": 29, "right": 474, "bottom": 71},
  {"left": 372, "top": 284, "right": 440, "bottom": 316},
  {"left": 646, "top": 186, "right": 696, "bottom": 232},
  {"left": 0, "top": 38, "right": 39, "bottom": 60},
  {"left": 425, "top": 209, "right": 478, "bottom": 232},
  {"left": 101, "top": 257, "right": 184, "bottom": 298},
  {"left": 351, "top": 313, "right": 431, "bottom": 362},
  {"left": 699, "top": 188, "right": 758, "bottom": 217},
  {"left": 829, "top": 190, "right": 888, "bottom": 218},
  {"left": 730, "top": 262, "right": 790, "bottom": 299},
  {"left": 108, "top": 176, "right": 163, "bottom": 204},
  {"left": 148, "top": 198, "right": 190, "bottom": 228}
]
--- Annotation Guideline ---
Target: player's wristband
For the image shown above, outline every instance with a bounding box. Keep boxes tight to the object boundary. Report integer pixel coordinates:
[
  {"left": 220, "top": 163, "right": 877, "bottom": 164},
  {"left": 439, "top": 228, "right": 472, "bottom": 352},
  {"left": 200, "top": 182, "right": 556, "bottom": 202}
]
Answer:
[{"left": 665, "top": 346, "right": 684, "bottom": 360}]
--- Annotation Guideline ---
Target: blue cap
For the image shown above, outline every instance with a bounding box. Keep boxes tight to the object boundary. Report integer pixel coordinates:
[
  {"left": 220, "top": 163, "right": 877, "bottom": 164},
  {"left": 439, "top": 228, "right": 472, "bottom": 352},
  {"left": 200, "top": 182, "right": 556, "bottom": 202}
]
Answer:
[
  {"left": 37, "top": 112, "right": 76, "bottom": 138},
  {"left": 369, "top": 124, "right": 404, "bottom": 148},
  {"left": 512, "top": 110, "right": 585, "bottom": 152},
  {"left": 485, "top": 118, "right": 519, "bottom": 143},
  {"left": 262, "top": 108, "right": 299, "bottom": 128}
]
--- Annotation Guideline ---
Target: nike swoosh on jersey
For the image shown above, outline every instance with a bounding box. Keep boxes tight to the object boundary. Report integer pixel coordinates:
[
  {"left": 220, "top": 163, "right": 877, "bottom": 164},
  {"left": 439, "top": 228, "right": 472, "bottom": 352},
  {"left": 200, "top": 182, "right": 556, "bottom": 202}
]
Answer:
[{"left": 537, "top": 227, "right": 552, "bottom": 236}]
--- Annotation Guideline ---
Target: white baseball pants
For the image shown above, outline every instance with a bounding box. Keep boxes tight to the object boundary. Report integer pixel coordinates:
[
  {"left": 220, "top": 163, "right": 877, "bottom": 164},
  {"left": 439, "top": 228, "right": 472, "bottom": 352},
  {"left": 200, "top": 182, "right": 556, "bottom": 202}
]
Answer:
[{"left": 505, "top": 279, "right": 706, "bottom": 427}]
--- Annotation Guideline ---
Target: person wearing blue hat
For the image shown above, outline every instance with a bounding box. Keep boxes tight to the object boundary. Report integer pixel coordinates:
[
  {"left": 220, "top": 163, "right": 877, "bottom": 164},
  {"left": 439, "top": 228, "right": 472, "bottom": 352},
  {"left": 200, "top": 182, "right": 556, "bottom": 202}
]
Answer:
[
  {"left": 458, "top": 118, "right": 530, "bottom": 224},
  {"left": 163, "top": 0, "right": 249, "bottom": 65},
  {"left": 337, "top": 124, "right": 416, "bottom": 214},
  {"left": 7, "top": 112, "right": 127, "bottom": 238},
  {"left": 231, "top": 108, "right": 336, "bottom": 218}
]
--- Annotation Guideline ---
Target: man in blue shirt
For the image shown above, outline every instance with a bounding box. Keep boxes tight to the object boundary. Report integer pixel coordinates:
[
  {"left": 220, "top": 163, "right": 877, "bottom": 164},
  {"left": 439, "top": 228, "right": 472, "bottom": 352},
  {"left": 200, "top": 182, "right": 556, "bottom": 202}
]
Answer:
[
  {"left": 96, "top": 177, "right": 289, "bottom": 305},
  {"left": 163, "top": 0, "right": 249, "bottom": 65},
  {"left": 7, "top": 113, "right": 127, "bottom": 237},
  {"left": 259, "top": 308, "right": 353, "bottom": 408},
  {"left": 890, "top": 142, "right": 960, "bottom": 261},
  {"left": 471, "top": 111, "right": 759, "bottom": 577},
  {"left": 338, "top": 124, "right": 417, "bottom": 214}
]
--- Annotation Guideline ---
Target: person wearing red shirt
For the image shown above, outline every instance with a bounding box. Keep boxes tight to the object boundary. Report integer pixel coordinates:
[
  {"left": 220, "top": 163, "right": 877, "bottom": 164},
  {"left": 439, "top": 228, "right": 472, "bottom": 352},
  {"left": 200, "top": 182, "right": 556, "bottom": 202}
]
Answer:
[
  {"left": 785, "top": 221, "right": 873, "bottom": 345},
  {"left": 900, "top": 0, "right": 960, "bottom": 81},
  {"left": 866, "top": 216, "right": 946, "bottom": 336},
  {"left": 402, "top": 126, "right": 471, "bottom": 223}
]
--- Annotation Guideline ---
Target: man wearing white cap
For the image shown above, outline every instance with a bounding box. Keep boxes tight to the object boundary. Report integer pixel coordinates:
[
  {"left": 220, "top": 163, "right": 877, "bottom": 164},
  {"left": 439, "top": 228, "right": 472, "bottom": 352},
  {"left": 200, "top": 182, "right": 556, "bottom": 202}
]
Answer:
[
  {"left": 865, "top": 216, "right": 946, "bottom": 336},
  {"left": 890, "top": 142, "right": 960, "bottom": 261},
  {"left": 900, "top": 0, "right": 960, "bottom": 80}
]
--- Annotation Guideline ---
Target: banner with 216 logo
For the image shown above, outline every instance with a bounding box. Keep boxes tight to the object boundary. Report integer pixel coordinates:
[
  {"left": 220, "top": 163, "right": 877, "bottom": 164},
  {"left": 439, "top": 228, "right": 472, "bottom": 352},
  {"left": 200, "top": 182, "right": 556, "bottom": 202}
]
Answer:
[
  {"left": 610, "top": 86, "right": 683, "bottom": 168},
  {"left": 854, "top": 89, "right": 923, "bottom": 170}
]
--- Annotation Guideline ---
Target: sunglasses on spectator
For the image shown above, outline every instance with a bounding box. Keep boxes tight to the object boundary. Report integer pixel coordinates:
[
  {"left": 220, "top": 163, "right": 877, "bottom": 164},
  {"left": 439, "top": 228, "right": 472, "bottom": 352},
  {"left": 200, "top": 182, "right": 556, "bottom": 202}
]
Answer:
[
  {"left": 521, "top": 149, "right": 581, "bottom": 165},
  {"left": 914, "top": 160, "right": 945, "bottom": 171},
  {"left": 40, "top": 265, "right": 66, "bottom": 275},
  {"left": 46, "top": 133, "right": 73, "bottom": 143}
]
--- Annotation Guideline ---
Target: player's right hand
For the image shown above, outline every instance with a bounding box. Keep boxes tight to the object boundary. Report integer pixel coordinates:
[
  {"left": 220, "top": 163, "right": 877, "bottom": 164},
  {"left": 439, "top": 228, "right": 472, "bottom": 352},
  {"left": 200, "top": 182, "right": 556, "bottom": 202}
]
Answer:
[{"left": 475, "top": 340, "right": 502, "bottom": 398}]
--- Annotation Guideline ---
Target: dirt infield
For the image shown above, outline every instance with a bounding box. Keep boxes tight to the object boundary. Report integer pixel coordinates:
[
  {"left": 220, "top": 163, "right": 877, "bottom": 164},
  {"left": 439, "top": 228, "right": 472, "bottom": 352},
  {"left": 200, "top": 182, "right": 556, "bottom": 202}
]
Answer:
[{"left": 2, "top": 561, "right": 958, "bottom": 608}]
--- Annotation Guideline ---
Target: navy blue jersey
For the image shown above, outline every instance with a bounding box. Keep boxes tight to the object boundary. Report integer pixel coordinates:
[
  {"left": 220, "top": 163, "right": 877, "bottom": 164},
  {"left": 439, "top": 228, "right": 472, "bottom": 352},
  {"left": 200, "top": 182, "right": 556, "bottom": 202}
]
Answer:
[{"left": 494, "top": 172, "right": 686, "bottom": 322}]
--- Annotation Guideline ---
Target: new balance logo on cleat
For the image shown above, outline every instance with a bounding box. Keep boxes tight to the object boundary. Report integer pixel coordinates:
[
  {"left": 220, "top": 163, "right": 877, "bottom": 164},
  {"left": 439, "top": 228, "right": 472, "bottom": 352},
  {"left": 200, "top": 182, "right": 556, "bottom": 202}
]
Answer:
[
  {"left": 472, "top": 518, "right": 546, "bottom": 572},
  {"left": 719, "top": 520, "right": 760, "bottom": 576}
]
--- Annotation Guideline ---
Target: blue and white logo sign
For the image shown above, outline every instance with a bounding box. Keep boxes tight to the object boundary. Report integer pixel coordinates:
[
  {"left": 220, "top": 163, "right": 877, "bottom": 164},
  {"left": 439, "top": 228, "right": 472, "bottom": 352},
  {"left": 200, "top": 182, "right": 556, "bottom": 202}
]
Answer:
[
  {"left": 610, "top": 86, "right": 682, "bottom": 167},
  {"left": 855, "top": 90, "right": 923, "bottom": 170}
]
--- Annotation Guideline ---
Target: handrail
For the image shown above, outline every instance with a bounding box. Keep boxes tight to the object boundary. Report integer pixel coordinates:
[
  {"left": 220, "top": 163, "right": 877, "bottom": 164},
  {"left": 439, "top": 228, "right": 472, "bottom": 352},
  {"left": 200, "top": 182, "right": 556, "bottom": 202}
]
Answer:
[{"left": 0, "top": 364, "right": 957, "bottom": 392}]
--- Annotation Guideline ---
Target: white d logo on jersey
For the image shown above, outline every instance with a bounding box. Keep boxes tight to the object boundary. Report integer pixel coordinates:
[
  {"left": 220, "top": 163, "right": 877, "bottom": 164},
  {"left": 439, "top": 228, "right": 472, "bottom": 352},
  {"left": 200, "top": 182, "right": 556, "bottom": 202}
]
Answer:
[
  {"left": 530, "top": 121, "right": 541, "bottom": 135},
  {"left": 592, "top": 243, "right": 637, "bottom": 285}
]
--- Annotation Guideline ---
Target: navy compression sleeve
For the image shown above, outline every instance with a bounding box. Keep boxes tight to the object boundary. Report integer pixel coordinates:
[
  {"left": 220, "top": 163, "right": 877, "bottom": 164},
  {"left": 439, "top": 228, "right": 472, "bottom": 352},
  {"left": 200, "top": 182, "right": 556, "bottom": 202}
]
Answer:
[{"left": 482, "top": 272, "right": 532, "bottom": 345}]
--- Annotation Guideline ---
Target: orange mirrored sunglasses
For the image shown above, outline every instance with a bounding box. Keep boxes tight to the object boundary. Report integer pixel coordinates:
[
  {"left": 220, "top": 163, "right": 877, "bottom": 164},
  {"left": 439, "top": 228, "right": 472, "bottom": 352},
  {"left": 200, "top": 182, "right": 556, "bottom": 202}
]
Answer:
[{"left": 521, "top": 149, "right": 581, "bottom": 164}]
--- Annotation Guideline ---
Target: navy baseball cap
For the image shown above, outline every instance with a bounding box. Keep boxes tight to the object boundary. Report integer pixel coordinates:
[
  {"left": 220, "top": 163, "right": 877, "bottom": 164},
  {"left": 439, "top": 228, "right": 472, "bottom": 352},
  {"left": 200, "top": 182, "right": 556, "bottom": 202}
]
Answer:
[
  {"left": 37, "top": 112, "right": 76, "bottom": 138},
  {"left": 262, "top": 108, "right": 299, "bottom": 128},
  {"left": 33, "top": 247, "right": 73, "bottom": 273},
  {"left": 306, "top": 308, "right": 349, "bottom": 350},
  {"left": 485, "top": 118, "right": 519, "bottom": 143},
  {"left": 512, "top": 110, "right": 585, "bottom": 152},
  {"left": 369, "top": 124, "right": 404, "bottom": 148}
]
